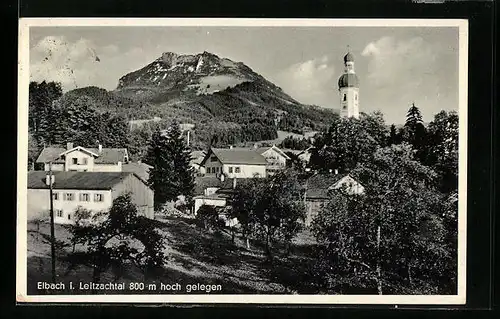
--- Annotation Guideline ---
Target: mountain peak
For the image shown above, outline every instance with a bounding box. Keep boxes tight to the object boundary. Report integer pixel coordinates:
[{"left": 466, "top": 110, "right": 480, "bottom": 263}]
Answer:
[{"left": 117, "top": 51, "right": 265, "bottom": 92}]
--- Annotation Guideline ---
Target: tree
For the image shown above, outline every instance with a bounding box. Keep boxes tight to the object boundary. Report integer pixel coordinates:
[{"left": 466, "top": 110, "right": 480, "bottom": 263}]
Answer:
[
  {"left": 28, "top": 132, "right": 39, "bottom": 170},
  {"left": 146, "top": 123, "right": 195, "bottom": 210},
  {"left": 312, "top": 144, "right": 452, "bottom": 294},
  {"left": 403, "top": 103, "right": 428, "bottom": 163},
  {"left": 426, "top": 110, "right": 459, "bottom": 193},
  {"left": 231, "top": 170, "right": 306, "bottom": 257},
  {"left": 29, "top": 81, "right": 63, "bottom": 145},
  {"left": 387, "top": 124, "right": 402, "bottom": 145},
  {"left": 196, "top": 205, "right": 225, "bottom": 232},
  {"left": 280, "top": 136, "right": 310, "bottom": 150},
  {"left": 69, "top": 194, "right": 166, "bottom": 282},
  {"left": 309, "top": 112, "right": 387, "bottom": 173}
]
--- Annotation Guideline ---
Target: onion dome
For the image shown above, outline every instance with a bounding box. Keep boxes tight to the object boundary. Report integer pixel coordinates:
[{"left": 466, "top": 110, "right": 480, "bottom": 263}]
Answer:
[
  {"left": 344, "top": 52, "right": 354, "bottom": 63},
  {"left": 338, "top": 73, "right": 359, "bottom": 89}
]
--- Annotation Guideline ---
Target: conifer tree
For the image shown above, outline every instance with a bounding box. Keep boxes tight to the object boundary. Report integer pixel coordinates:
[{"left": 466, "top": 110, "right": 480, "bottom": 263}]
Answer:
[
  {"left": 403, "top": 103, "right": 428, "bottom": 162},
  {"left": 146, "top": 124, "right": 195, "bottom": 210}
]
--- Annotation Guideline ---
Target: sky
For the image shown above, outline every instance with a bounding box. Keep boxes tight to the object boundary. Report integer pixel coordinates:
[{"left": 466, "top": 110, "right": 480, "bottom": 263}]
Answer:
[{"left": 28, "top": 26, "right": 460, "bottom": 124}]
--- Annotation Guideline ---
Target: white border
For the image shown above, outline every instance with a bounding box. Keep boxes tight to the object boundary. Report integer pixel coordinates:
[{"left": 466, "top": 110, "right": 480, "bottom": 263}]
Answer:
[{"left": 17, "top": 18, "right": 468, "bottom": 305}]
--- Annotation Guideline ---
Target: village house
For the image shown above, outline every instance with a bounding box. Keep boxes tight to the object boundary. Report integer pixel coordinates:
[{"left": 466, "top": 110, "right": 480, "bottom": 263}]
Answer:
[
  {"left": 36, "top": 142, "right": 129, "bottom": 172},
  {"left": 190, "top": 150, "right": 206, "bottom": 175},
  {"left": 297, "top": 146, "right": 314, "bottom": 166},
  {"left": 27, "top": 171, "right": 154, "bottom": 224},
  {"left": 191, "top": 175, "right": 236, "bottom": 214},
  {"left": 200, "top": 147, "right": 268, "bottom": 179},
  {"left": 254, "top": 145, "right": 290, "bottom": 176},
  {"left": 192, "top": 175, "right": 242, "bottom": 227},
  {"left": 122, "top": 161, "right": 152, "bottom": 183},
  {"left": 303, "top": 172, "right": 365, "bottom": 226}
]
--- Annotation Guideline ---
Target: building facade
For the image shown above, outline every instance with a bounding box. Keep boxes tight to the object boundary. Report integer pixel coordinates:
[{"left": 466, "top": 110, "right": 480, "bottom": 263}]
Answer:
[
  {"left": 36, "top": 143, "right": 129, "bottom": 173},
  {"left": 303, "top": 173, "right": 365, "bottom": 226},
  {"left": 200, "top": 148, "right": 268, "bottom": 179},
  {"left": 27, "top": 171, "right": 154, "bottom": 224},
  {"left": 255, "top": 145, "right": 290, "bottom": 176}
]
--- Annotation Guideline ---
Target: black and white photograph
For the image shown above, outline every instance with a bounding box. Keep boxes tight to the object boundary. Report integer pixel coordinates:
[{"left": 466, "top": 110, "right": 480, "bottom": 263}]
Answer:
[{"left": 17, "top": 18, "right": 467, "bottom": 304}]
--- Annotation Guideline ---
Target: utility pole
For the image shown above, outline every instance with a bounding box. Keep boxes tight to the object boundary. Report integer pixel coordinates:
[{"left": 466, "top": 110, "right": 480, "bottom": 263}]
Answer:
[{"left": 48, "top": 161, "right": 56, "bottom": 283}]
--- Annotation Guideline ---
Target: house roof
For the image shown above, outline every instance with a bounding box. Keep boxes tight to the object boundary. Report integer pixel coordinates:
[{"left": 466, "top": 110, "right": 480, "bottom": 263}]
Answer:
[
  {"left": 193, "top": 176, "right": 225, "bottom": 195},
  {"left": 255, "top": 146, "right": 291, "bottom": 160},
  {"left": 190, "top": 150, "right": 206, "bottom": 166},
  {"left": 304, "top": 173, "right": 346, "bottom": 199},
  {"left": 27, "top": 171, "right": 136, "bottom": 190},
  {"left": 122, "top": 162, "right": 152, "bottom": 183},
  {"left": 36, "top": 147, "right": 128, "bottom": 164},
  {"left": 202, "top": 148, "right": 268, "bottom": 165}
]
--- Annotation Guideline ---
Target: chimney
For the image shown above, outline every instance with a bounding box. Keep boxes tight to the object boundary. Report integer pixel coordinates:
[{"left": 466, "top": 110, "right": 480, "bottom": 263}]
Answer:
[
  {"left": 98, "top": 144, "right": 103, "bottom": 153},
  {"left": 232, "top": 178, "right": 237, "bottom": 189},
  {"left": 66, "top": 142, "right": 73, "bottom": 150},
  {"left": 334, "top": 169, "right": 339, "bottom": 175},
  {"left": 45, "top": 174, "right": 55, "bottom": 186}
]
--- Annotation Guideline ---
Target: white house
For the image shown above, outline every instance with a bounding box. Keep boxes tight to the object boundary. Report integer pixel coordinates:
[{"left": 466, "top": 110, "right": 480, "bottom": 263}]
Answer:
[
  {"left": 254, "top": 145, "right": 290, "bottom": 176},
  {"left": 27, "top": 171, "right": 154, "bottom": 225},
  {"left": 200, "top": 147, "right": 268, "bottom": 179},
  {"left": 36, "top": 142, "right": 129, "bottom": 172},
  {"left": 303, "top": 173, "right": 364, "bottom": 226}
]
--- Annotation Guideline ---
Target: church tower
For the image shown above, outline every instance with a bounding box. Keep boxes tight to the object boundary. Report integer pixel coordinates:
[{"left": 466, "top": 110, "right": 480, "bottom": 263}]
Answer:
[{"left": 338, "top": 50, "right": 360, "bottom": 119}]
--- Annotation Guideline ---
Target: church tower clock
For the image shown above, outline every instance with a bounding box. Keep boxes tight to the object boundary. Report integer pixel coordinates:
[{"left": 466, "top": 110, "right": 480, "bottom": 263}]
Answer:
[{"left": 338, "top": 50, "right": 360, "bottom": 119}]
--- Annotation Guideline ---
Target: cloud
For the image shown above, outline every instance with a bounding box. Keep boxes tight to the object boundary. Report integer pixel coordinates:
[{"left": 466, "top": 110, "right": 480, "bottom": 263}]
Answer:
[
  {"left": 361, "top": 36, "right": 447, "bottom": 123},
  {"left": 361, "top": 36, "right": 439, "bottom": 90},
  {"left": 30, "top": 36, "right": 148, "bottom": 92},
  {"left": 272, "top": 55, "right": 336, "bottom": 107}
]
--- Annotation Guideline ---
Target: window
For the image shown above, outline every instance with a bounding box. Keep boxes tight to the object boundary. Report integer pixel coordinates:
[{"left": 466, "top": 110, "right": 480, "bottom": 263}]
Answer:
[
  {"left": 355, "top": 94, "right": 358, "bottom": 101},
  {"left": 210, "top": 156, "right": 218, "bottom": 162},
  {"left": 64, "top": 193, "right": 74, "bottom": 201},
  {"left": 343, "top": 105, "right": 347, "bottom": 110},
  {"left": 228, "top": 167, "right": 233, "bottom": 173},
  {"left": 212, "top": 167, "right": 216, "bottom": 174},
  {"left": 216, "top": 167, "right": 220, "bottom": 173},
  {"left": 94, "top": 193, "right": 104, "bottom": 202},
  {"left": 79, "top": 193, "right": 90, "bottom": 202},
  {"left": 56, "top": 210, "right": 63, "bottom": 218},
  {"left": 67, "top": 213, "right": 71, "bottom": 220},
  {"left": 343, "top": 94, "right": 347, "bottom": 101},
  {"left": 53, "top": 192, "right": 59, "bottom": 200},
  {"left": 235, "top": 167, "right": 241, "bottom": 173},
  {"left": 72, "top": 158, "right": 78, "bottom": 165}
]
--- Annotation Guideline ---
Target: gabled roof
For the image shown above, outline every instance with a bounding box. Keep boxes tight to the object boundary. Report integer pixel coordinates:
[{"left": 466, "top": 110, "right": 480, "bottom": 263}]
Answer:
[
  {"left": 122, "top": 162, "right": 152, "bottom": 183},
  {"left": 28, "top": 171, "right": 136, "bottom": 190},
  {"left": 190, "top": 150, "right": 207, "bottom": 166},
  {"left": 36, "top": 147, "right": 128, "bottom": 164},
  {"left": 255, "top": 145, "right": 291, "bottom": 160},
  {"left": 304, "top": 173, "right": 347, "bottom": 199},
  {"left": 201, "top": 148, "right": 268, "bottom": 166},
  {"left": 59, "top": 146, "right": 99, "bottom": 158}
]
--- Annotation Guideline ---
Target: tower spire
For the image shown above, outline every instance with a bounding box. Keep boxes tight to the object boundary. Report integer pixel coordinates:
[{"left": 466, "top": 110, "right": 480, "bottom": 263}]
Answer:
[{"left": 338, "top": 47, "right": 359, "bottom": 119}]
